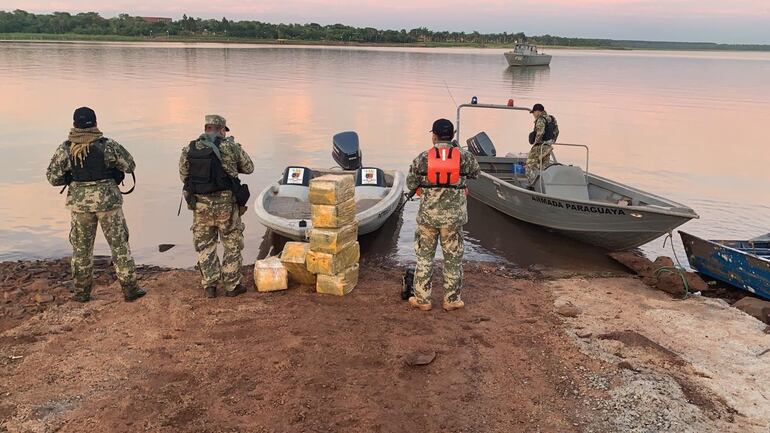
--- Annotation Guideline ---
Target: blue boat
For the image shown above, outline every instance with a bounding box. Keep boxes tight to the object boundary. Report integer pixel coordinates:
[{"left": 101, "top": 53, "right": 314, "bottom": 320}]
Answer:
[{"left": 679, "top": 231, "right": 770, "bottom": 300}]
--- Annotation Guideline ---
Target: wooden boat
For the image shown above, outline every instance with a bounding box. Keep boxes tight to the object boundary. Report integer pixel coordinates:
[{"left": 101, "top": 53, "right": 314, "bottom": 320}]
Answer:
[
  {"left": 679, "top": 231, "right": 770, "bottom": 300},
  {"left": 253, "top": 131, "right": 405, "bottom": 240}
]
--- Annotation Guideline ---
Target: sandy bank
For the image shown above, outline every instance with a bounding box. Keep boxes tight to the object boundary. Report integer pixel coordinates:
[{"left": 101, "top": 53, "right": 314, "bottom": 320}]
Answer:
[{"left": 1, "top": 258, "right": 768, "bottom": 432}]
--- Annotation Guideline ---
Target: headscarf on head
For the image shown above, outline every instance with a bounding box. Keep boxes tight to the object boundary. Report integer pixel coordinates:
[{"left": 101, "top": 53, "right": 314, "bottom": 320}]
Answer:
[{"left": 67, "top": 127, "right": 103, "bottom": 167}]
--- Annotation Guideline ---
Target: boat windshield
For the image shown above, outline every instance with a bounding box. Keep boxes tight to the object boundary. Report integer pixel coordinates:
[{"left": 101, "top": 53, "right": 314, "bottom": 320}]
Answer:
[{"left": 514, "top": 44, "right": 538, "bottom": 54}]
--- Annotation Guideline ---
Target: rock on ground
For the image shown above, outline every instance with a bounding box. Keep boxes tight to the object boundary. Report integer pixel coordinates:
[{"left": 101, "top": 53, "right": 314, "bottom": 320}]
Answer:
[{"left": 732, "top": 297, "right": 770, "bottom": 324}]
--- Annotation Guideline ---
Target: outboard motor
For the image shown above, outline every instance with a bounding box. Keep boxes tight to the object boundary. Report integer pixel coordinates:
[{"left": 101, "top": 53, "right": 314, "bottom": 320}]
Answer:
[
  {"left": 333, "top": 131, "right": 362, "bottom": 170},
  {"left": 466, "top": 132, "right": 497, "bottom": 157}
]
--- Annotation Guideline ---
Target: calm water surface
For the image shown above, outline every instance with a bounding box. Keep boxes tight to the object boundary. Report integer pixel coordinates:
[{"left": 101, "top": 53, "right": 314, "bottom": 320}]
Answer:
[{"left": 0, "top": 42, "right": 768, "bottom": 271}]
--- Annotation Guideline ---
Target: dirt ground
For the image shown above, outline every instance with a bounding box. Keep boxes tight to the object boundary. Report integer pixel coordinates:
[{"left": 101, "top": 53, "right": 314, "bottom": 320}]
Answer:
[{"left": 1, "top": 258, "right": 768, "bottom": 433}]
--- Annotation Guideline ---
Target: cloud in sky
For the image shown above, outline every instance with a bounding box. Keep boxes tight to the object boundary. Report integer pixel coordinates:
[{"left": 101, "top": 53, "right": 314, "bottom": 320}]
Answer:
[{"left": 4, "top": 0, "right": 770, "bottom": 43}]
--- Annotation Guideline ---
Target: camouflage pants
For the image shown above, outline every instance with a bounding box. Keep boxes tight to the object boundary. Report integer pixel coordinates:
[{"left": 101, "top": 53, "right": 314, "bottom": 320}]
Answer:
[
  {"left": 413, "top": 224, "right": 464, "bottom": 303},
  {"left": 69, "top": 208, "right": 138, "bottom": 296},
  {"left": 526, "top": 143, "right": 554, "bottom": 185},
  {"left": 192, "top": 200, "right": 244, "bottom": 292}
]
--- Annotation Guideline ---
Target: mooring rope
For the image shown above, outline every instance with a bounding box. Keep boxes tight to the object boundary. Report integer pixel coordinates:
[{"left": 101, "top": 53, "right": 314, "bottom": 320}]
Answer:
[{"left": 655, "top": 231, "right": 691, "bottom": 300}]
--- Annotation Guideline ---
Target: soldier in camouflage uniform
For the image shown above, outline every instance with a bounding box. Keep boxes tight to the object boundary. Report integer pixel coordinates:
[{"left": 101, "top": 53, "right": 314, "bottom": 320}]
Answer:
[
  {"left": 46, "top": 107, "right": 145, "bottom": 303},
  {"left": 526, "top": 103, "right": 560, "bottom": 185},
  {"left": 406, "top": 118, "right": 480, "bottom": 311},
  {"left": 179, "top": 115, "right": 254, "bottom": 298}
]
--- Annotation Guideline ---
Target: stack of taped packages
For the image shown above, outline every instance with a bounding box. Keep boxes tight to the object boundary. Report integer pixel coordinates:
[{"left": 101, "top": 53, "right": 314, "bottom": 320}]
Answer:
[{"left": 306, "top": 174, "right": 360, "bottom": 295}]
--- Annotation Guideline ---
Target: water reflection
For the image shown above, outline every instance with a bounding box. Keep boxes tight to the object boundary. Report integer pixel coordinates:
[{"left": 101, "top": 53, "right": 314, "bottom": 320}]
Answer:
[
  {"left": 0, "top": 42, "right": 768, "bottom": 268},
  {"left": 359, "top": 208, "right": 403, "bottom": 265},
  {"left": 464, "top": 198, "right": 624, "bottom": 272},
  {"left": 503, "top": 65, "right": 550, "bottom": 92},
  {"left": 256, "top": 229, "right": 290, "bottom": 261}
]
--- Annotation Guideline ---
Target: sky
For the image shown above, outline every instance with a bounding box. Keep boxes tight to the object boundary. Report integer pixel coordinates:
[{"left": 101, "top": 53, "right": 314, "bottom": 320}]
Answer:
[{"left": 4, "top": 0, "right": 770, "bottom": 44}]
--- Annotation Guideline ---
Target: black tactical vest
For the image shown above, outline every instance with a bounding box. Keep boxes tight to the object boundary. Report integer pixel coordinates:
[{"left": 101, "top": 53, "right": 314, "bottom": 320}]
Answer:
[
  {"left": 68, "top": 138, "right": 125, "bottom": 184},
  {"left": 184, "top": 140, "right": 233, "bottom": 195},
  {"left": 529, "top": 115, "right": 558, "bottom": 144}
]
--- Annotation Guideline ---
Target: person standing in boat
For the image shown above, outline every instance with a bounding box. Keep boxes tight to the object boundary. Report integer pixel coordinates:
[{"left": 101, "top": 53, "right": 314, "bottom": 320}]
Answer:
[
  {"left": 46, "top": 107, "right": 146, "bottom": 303},
  {"left": 179, "top": 115, "right": 254, "bottom": 299},
  {"left": 406, "top": 118, "right": 480, "bottom": 312},
  {"left": 526, "top": 103, "right": 559, "bottom": 185}
]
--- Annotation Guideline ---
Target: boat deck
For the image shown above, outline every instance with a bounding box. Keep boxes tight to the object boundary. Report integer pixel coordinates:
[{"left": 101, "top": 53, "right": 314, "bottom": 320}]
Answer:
[
  {"left": 720, "top": 240, "right": 770, "bottom": 259},
  {"left": 477, "top": 158, "right": 677, "bottom": 208},
  {"left": 265, "top": 197, "right": 381, "bottom": 219}
]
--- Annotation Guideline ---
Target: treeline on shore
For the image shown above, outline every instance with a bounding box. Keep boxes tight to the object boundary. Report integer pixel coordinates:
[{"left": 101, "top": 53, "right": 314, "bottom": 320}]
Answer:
[{"left": 2, "top": 9, "right": 768, "bottom": 51}]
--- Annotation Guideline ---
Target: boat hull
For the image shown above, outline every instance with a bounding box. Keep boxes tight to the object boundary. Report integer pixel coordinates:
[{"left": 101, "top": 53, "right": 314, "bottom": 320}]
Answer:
[
  {"left": 504, "top": 52, "right": 552, "bottom": 66},
  {"left": 467, "top": 172, "right": 696, "bottom": 250},
  {"left": 679, "top": 231, "right": 770, "bottom": 300},
  {"left": 254, "top": 170, "right": 405, "bottom": 241}
]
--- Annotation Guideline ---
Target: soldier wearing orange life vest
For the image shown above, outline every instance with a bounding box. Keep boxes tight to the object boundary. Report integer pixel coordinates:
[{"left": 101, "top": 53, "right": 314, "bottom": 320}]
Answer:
[{"left": 405, "top": 118, "right": 480, "bottom": 312}]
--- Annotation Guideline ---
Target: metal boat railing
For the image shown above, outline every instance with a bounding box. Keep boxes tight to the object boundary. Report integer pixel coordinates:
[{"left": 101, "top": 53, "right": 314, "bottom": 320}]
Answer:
[
  {"left": 546, "top": 143, "right": 590, "bottom": 173},
  {"left": 455, "top": 102, "right": 591, "bottom": 189}
]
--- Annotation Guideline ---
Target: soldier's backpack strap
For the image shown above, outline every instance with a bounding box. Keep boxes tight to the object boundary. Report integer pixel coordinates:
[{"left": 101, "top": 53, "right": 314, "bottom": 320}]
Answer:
[
  {"left": 60, "top": 139, "right": 137, "bottom": 195},
  {"left": 59, "top": 140, "right": 73, "bottom": 194},
  {"left": 120, "top": 172, "right": 136, "bottom": 195}
]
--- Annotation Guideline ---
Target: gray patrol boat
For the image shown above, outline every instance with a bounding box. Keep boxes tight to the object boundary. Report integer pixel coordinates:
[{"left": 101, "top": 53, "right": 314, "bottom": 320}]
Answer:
[
  {"left": 504, "top": 42, "right": 552, "bottom": 67},
  {"left": 458, "top": 101, "right": 698, "bottom": 250}
]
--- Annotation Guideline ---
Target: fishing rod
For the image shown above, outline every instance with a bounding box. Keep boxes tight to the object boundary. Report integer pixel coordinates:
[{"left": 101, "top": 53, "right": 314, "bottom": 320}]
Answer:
[
  {"left": 396, "top": 80, "right": 461, "bottom": 214},
  {"left": 395, "top": 190, "right": 417, "bottom": 213},
  {"left": 443, "top": 79, "right": 458, "bottom": 108}
]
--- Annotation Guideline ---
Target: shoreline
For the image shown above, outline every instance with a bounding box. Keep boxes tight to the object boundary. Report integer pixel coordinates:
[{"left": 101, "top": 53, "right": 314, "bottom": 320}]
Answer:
[
  {"left": 1, "top": 257, "right": 768, "bottom": 431},
  {"left": 2, "top": 34, "right": 769, "bottom": 53}
]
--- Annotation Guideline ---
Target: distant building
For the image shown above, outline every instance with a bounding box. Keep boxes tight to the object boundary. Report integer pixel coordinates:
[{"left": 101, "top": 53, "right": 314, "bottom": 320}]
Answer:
[{"left": 140, "top": 17, "right": 172, "bottom": 24}]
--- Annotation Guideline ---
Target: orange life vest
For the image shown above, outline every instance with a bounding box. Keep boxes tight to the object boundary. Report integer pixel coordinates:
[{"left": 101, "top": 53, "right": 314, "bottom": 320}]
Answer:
[
  {"left": 426, "top": 146, "right": 461, "bottom": 186},
  {"left": 416, "top": 146, "right": 466, "bottom": 196}
]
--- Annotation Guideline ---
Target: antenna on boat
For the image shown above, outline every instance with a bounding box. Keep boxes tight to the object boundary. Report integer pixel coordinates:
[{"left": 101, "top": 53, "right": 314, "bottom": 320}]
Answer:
[{"left": 443, "top": 79, "right": 458, "bottom": 108}]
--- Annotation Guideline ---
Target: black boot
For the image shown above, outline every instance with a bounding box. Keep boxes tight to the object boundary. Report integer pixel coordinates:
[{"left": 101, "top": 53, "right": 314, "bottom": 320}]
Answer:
[
  {"left": 225, "top": 284, "right": 247, "bottom": 297},
  {"left": 205, "top": 286, "right": 217, "bottom": 298},
  {"left": 73, "top": 292, "right": 91, "bottom": 303},
  {"left": 124, "top": 288, "right": 147, "bottom": 302}
]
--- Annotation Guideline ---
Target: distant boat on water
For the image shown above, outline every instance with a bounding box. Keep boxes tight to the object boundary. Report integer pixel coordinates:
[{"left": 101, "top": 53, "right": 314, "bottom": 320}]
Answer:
[{"left": 504, "top": 42, "right": 552, "bottom": 67}]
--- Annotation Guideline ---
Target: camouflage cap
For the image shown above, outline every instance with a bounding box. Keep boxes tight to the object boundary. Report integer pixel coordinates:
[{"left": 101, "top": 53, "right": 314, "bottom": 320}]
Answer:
[{"left": 205, "top": 114, "right": 230, "bottom": 131}]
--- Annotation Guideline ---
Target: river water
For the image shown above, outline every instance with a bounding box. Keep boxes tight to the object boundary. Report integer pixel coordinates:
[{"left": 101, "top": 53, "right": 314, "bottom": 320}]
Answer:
[{"left": 0, "top": 42, "right": 768, "bottom": 271}]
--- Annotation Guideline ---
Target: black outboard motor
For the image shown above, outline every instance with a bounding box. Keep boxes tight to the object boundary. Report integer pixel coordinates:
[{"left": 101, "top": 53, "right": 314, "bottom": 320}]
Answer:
[
  {"left": 333, "top": 131, "right": 362, "bottom": 170},
  {"left": 466, "top": 132, "right": 497, "bottom": 157}
]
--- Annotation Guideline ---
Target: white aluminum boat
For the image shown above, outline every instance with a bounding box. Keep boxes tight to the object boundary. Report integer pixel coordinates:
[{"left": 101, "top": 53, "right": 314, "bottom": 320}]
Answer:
[
  {"left": 253, "top": 132, "right": 405, "bottom": 240},
  {"left": 458, "top": 102, "right": 699, "bottom": 250}
]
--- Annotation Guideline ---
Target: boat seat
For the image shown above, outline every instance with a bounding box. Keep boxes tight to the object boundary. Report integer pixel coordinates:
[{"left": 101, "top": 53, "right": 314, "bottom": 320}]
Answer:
[
  {"left": 355, "top": 167, "right": 386, "bottom": 187},
  {"left": 538, "top": 165, "right": 589, "bottom": 201},
  {"left": 277, "top": 185, "right": 310, "bottom": 201},
  {"left": 355, "top": 186, "right": 389, "bottom": 201},
  {"left": 354, "top": 167, "right": 389, "bottom": 201},
  {"left": 278, "top": 166, "right": 313, "bottom": 200}
]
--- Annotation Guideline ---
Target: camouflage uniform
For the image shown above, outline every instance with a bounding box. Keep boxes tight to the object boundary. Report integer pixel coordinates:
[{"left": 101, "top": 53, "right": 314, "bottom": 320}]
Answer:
[
  {"left": 406, "top": 142, "right": 480, "bottom": 304},
  {"left": 526, "top": 111, "right": 559, "bottom": 184},
  {"left": 46, "top": 134, "right": 140, "bottom": 299},
  {"left": 179, "top": 128, "right": 254, "bottom": 293}
]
